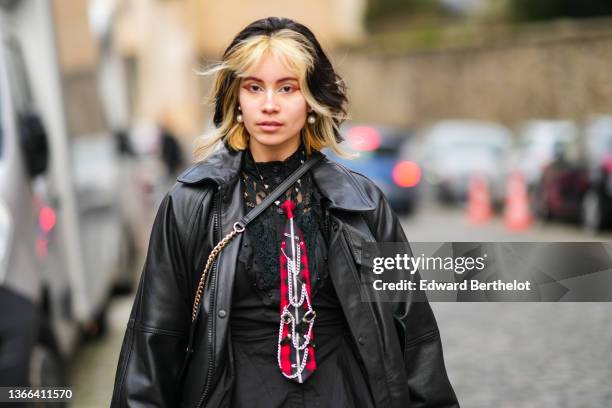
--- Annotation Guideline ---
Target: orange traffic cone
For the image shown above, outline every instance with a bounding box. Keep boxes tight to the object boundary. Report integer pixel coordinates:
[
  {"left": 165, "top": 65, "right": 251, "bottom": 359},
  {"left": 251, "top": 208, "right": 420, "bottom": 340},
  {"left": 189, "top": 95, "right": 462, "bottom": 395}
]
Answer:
[
  {"left": 467, "top": 173, "right": 492, "bottom": 224},
  {"left": 504, "top": 170, "right": 533, "bottom": 231}
]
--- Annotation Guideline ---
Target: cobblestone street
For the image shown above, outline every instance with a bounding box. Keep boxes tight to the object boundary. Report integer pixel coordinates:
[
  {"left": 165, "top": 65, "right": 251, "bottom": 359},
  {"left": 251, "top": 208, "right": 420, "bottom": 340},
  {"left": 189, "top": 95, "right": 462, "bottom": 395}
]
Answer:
[{"left": 433, "top": 302, "right": 612, "bottom": 407}]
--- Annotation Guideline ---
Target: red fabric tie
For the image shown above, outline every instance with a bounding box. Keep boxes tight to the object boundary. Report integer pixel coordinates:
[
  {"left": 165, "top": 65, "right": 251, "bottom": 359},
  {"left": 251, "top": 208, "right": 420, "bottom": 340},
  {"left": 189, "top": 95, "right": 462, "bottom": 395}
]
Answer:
[{"left": 277, "top": 199, "right": 317, "bottom": 383}]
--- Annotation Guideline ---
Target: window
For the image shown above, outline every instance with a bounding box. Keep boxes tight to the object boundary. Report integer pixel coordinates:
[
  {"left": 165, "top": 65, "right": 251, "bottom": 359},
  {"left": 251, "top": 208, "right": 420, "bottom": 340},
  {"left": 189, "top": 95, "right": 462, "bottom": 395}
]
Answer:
[{"left": 4, "top": 37, "right": 34, "bottom": 115}]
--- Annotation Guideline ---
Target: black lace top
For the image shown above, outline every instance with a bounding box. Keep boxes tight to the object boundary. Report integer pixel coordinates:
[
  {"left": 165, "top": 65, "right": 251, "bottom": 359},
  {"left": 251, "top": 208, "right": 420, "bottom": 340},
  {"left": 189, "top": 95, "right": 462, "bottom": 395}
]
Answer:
[
  {"left": 232, "top": 146, "right": 345, "bottom": 339},
  {"left": 227, "top": 145, "right": 375, "bottom": 408},
  {"left": 239, "top": 146, "right": 328, "bottom": 301}
]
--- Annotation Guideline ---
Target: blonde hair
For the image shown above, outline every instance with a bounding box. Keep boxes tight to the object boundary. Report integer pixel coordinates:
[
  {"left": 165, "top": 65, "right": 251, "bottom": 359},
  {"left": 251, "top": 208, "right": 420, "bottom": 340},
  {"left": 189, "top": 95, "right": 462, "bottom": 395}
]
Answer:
[{"left": 193, "top": 23, "right": 350, "bottom": 162}]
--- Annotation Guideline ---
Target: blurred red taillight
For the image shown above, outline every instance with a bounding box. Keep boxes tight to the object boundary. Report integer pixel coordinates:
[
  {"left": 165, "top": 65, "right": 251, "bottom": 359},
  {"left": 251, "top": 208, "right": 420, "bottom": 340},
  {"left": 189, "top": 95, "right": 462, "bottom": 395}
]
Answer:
[
  {"left": 346, "top": 126, "right": 381, "bottom": 151},
  {"left": 603, "top": 154, "right": 612, "bottom": 173},
  {"left": 39, "top": 206, "right": 56, "bottom": 233},
  {"left": 392, "top": 161, "right": 421, "bottom": 188}
]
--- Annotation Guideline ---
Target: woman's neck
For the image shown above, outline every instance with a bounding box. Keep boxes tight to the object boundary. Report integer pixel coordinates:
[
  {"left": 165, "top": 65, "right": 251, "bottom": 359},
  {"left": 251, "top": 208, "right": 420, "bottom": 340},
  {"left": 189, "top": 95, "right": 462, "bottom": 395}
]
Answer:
[{"left": 248, "top": 137, "right": 301, "bottom": 163}]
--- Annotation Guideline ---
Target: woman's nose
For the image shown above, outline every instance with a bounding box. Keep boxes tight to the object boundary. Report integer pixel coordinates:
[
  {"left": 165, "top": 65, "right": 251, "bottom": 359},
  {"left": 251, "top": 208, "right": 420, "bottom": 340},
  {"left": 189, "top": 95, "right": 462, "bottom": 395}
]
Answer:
[{"left": 262, "top": 89, "right": 280, "bottom": 113}]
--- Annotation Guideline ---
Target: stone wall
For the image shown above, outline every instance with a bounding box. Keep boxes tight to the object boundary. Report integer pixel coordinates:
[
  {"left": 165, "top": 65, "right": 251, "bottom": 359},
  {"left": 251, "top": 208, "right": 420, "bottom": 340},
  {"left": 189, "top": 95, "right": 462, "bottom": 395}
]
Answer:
[{"left": 334, "top": 21, "right": 612, "bottom": 128}]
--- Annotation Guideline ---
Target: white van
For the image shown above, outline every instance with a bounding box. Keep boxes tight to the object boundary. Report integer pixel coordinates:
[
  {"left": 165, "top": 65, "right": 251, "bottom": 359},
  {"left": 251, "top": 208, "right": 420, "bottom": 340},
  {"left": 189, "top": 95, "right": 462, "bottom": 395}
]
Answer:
[{"left": 0, "top": 0, "right": 141, "bottom": 388}]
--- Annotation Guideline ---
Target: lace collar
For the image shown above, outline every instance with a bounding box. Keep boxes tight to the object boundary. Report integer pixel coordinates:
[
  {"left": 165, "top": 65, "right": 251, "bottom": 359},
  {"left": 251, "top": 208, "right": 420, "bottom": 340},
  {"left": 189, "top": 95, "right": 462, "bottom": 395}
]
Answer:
[{"left": 242, "top": 144, "right": 306, "bottom": 181}]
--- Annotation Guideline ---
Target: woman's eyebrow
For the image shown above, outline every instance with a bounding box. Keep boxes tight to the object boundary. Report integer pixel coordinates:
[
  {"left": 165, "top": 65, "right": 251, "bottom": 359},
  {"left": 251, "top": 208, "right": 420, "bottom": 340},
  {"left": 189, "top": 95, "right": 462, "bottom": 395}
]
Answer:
[
  {"left": 276, "top": 76, "right": 298, "bottom": 83},
  {"left": 243, "top": 76, "right": 298, "bottom": 83}
]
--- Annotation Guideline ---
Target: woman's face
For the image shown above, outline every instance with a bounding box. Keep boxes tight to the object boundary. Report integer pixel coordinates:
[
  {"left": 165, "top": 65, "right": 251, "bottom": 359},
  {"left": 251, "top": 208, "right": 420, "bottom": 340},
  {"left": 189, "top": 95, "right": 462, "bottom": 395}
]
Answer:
[{"left": 239, "top": 52, "right": 308, "bottom": 161}]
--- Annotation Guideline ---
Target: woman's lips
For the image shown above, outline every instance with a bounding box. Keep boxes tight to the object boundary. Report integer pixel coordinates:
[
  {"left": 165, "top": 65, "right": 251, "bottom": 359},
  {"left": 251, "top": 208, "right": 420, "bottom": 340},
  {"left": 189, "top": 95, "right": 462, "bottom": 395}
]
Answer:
[{"left": 258, "top": 122, "right": 283, "bottom": 132}]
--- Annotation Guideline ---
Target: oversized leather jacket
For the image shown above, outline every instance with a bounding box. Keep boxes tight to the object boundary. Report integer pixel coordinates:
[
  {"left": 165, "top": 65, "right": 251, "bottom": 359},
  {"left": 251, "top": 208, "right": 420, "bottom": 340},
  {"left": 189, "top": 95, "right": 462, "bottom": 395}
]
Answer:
[{"left": 111, "top": 143, "right": 459, "bottom": 408}]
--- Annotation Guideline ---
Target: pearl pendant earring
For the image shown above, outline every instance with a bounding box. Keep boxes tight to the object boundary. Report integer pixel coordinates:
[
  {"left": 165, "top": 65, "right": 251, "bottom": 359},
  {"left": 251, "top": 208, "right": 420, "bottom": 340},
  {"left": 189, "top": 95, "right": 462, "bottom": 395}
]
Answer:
[
  {"left": 307, "top": 113, "right": 316, "bottom": 124},
  {"left": 237, "top": 105, "right": 243, "bottom": 123}
]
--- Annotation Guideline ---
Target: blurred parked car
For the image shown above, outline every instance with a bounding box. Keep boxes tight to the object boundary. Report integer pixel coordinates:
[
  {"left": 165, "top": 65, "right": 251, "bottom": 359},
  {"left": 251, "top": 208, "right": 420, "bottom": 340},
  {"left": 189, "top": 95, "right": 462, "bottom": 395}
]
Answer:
[
  {"left": 419, "top": 119, "right": 513, "bottom": 206},
  {"left": 325, "top": 124, "right": 421, "bottom": 214},
  {"left": 536, "top": 115, "right": 612, "bottom": 231},
  {"left": 71, "top": 134, "right": 143, "bottom": 296},
  {"left": 512, "top": 120, "right": 578, "bottom": 190}
]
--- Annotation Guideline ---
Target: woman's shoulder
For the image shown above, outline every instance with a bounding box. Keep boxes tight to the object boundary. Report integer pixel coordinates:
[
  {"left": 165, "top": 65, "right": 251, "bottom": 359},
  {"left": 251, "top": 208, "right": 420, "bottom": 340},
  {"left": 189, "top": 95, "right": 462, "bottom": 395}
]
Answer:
[
  {"left": 176, "top": 143, "right": 242, "bottom": 187},
  {"left": 314, "top": 156, "right": 386, "bottom": 209},
  {"left": 171, "top": 146, "right": 238, "bottom": 207},
  {"left": 167, "top": 179, "right": 215, "bottom": 206},
  {"left": 158, "top": 180, "right": 216, "bottom": 235}
]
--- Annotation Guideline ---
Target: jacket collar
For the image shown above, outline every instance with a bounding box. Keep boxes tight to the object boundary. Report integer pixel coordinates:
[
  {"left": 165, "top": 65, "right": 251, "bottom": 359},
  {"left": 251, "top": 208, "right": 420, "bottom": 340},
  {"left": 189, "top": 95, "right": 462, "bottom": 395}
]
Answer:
[{"left": 177, "top": 142, "right": 377, "bottom": 212}]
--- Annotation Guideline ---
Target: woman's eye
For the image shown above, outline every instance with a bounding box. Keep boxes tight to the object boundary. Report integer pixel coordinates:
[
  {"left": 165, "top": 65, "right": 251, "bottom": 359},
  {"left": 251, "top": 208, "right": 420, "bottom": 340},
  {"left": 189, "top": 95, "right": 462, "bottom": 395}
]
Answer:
[
  {"left": 279, "top": 85, "right": 294, "bottom": 93},
  {"left": 247, "top": 84, "right": 262, "bottom": 92}
]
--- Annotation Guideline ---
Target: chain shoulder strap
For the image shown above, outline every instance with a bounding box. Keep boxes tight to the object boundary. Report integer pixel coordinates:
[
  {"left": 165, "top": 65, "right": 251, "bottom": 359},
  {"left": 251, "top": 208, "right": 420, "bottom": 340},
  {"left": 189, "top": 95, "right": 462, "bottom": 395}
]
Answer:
[{"left": 191, "top": 222, "right": 244, "bottom": 321}]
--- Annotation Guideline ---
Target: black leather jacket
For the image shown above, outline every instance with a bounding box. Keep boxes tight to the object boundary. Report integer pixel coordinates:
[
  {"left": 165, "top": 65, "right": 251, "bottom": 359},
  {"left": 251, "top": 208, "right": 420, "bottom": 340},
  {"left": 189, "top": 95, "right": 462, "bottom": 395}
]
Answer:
[{"left": 111, "top": 143, "right": 459, "bottom": 408}]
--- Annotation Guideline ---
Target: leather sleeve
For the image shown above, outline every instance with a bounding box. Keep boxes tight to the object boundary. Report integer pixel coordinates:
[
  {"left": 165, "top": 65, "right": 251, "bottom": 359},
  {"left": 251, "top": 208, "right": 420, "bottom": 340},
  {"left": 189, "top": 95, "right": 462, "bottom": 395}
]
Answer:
[
  {"left": 364, "top": 185, "right": 460, "bottom": 408},
  {"left": 111, "top": 191, "right": 192, "bottom": 407}
]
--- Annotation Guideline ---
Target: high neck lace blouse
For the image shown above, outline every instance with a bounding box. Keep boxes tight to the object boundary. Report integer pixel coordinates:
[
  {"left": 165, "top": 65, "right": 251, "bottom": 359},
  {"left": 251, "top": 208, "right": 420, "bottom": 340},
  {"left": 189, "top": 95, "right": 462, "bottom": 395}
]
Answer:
[
  {"left": 239, "top": 146, "right": 326, "bottom": 300},
  {"left": 226, "top": 145, "right": 376, "bottom": 408}
]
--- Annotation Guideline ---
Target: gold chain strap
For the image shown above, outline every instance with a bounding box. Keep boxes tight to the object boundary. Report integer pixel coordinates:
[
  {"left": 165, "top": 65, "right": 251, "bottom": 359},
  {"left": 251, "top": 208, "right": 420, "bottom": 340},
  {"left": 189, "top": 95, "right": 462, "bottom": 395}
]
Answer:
[{"left": 191, "top": 222, "right": 245, "bottom": 321}]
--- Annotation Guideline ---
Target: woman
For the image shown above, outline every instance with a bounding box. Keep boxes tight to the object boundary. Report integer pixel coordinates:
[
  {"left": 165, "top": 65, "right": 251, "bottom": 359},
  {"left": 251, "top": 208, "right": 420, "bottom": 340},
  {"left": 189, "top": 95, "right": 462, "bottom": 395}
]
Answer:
[{"left": 111, "top": 17, "right": 459, "bottom": 408}]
